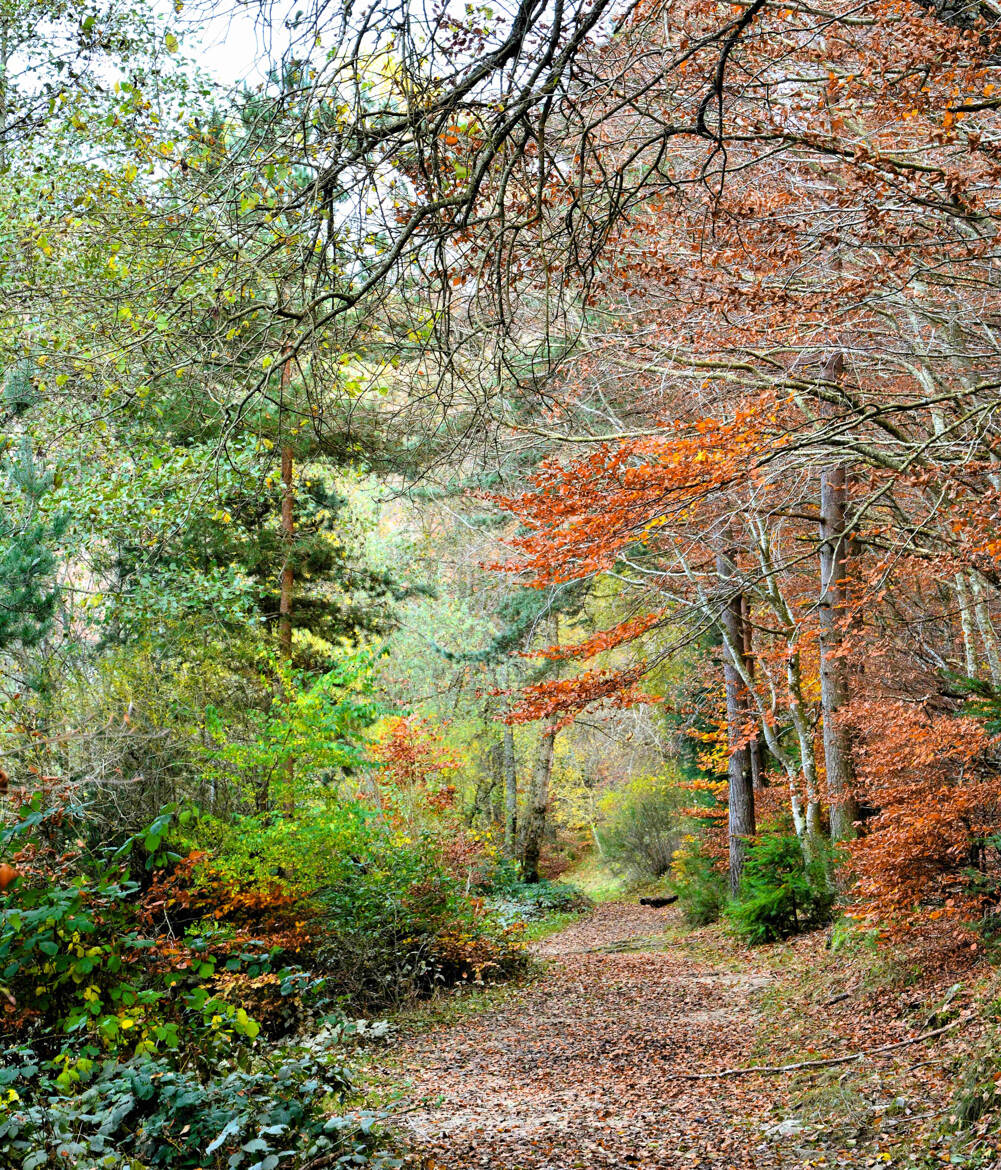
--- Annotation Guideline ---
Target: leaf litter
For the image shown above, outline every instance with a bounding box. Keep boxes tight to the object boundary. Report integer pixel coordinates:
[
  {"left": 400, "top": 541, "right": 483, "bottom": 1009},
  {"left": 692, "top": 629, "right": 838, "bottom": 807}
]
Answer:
[{"left": 366, "top": 903, "right": 1000, "bottom": 1168}]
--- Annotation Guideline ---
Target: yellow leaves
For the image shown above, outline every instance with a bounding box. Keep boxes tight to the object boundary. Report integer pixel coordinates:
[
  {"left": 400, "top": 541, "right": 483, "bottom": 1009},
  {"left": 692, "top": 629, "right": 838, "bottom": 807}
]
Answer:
[{"left": 640, "top": 515, "right": 667, "bottom": 541}]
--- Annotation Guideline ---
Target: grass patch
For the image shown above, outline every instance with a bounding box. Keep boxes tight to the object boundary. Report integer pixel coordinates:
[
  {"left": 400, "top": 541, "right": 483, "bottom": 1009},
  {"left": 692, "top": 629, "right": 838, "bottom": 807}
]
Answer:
[
  {"left": 559, "top": 850, "right": 650, "bottom": 902},
  {"left": 521, "top": 908, "right": 586, "bottom": 942}
]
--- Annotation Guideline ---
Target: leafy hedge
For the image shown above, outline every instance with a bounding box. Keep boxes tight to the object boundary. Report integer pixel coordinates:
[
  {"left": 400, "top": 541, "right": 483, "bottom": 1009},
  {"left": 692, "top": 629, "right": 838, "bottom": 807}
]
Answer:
[{"left": 0, "top": 790, "right": 527, "bottom": 1168}]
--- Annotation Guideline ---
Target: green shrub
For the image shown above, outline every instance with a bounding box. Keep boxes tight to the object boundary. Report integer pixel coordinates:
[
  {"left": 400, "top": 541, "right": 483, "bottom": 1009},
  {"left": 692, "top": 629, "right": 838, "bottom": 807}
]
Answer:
[
  {"left": 598, "top": 775, "right": 686, "bottom": 881},
  {"left": 0, "top": 1028, "right": 398, "bottom": 1170},
  {"left": 474, "top": 855, "right": 591, "bottom": 925},
  {"left": 484, "top": 882, "right": 591, "bottom": 927},
  {"left": 726, "top": 823, "right": 836, "bottom": 944},
  {"left": 198, "top": 801, "right": 526, "bottom": 1006},
  {"left": 670, "top": 838, "right": 727, "bottom": 926}
]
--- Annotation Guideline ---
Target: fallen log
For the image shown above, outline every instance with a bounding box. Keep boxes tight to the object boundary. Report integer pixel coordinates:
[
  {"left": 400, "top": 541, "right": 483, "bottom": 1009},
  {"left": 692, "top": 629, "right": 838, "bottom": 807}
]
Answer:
[
  {"left": 638, "top": 895, "right": 678, "bottom": 907},
  {"left": 679, "top": 1021, "right": 960, "bottom": 1078}
]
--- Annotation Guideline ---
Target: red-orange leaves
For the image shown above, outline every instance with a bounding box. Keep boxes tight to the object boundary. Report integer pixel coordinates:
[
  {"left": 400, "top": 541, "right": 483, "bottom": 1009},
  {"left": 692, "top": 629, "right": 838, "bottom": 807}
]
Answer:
[
  {"left": 847, "top": 701, "right": 1001, "bottom": 934},
  {"left": 493, "top": 403, "right": 780, "bottom": 589},
  {"left": 530, "top": 610, "right": 666, "bottom": 661},
  {"left": 505, "top": 666, "right": 659, "bottom": 726},
  {"left": 370, "top": 716, "right": 459, "bottom": 797}
]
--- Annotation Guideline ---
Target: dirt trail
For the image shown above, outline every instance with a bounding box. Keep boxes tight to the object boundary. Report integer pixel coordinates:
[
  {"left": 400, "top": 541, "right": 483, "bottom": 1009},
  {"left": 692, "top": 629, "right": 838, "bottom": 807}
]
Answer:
[{"left": 375, "top": 902, "right": 790, "bottom": 1169}]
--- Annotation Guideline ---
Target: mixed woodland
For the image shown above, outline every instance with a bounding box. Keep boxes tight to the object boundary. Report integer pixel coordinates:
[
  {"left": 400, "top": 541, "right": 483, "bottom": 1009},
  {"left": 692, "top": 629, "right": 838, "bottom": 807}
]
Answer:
[{"left": 5, "top": 0, "right": 1001, "bottom": 1165}]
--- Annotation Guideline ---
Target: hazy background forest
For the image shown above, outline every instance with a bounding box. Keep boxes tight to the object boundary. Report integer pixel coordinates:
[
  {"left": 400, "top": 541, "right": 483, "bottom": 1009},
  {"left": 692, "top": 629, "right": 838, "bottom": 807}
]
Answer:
[{"left": 4, "top": 0, "right": 1001, "bottom": 1166}]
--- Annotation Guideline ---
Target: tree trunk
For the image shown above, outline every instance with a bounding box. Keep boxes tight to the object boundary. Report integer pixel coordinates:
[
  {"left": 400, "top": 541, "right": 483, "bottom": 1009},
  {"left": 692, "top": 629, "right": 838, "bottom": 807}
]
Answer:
[
  {"left": 279, "top": 441, "right": 294, "bottom": 661},
  {"left": 819, "top": 462, "right": 859, "bottom": 841},
  {"left": 520, "top": 722, "right": 556, "bottom": 884},
  {"left": 278, "top": 353, "right": 295, "bottom": 816},
  {"left": 956, "top": 572, "right": 979, "bottom": 678},
  {"left": 717, "top": 550, "right": 756, "bottom": 897},
  {"left": 0, "top": 20, "right": 8, "bottom": 174},
  {"left": 741, "top": 594, "right": 766, "bottom": 790},
  {"left": 970, "top": 574, "right": 1001, "bottom": 686},
  {"left": 502, "top": 721, "right": 518, "bottom": 858}
]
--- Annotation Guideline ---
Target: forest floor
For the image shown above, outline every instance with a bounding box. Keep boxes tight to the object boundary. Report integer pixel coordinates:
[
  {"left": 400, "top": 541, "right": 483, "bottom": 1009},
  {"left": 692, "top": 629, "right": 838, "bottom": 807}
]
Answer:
[{"left": 362, "top": 901, "right": 1001, "bottom": 1169}]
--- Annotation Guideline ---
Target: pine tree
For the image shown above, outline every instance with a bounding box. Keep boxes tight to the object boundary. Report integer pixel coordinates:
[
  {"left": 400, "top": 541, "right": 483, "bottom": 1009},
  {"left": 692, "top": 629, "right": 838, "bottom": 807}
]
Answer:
[{"left": 0, "top": 439, "right": 67, "bottom": 653}]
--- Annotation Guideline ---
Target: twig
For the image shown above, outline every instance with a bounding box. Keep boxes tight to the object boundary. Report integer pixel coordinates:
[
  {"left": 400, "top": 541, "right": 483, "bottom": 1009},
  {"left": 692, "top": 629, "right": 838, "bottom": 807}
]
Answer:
[{"left": 680, "top": 1022, "right": 960, "bottom": 1078}]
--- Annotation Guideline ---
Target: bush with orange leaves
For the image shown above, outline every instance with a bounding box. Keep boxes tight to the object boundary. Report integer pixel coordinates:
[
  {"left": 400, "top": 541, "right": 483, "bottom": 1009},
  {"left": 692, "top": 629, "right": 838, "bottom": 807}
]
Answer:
[
  {"left": 368, "top": 715, "right": 492, "bottom": 886},
  {"left": 139, "top": 851, "right": 321, "bottom": 1036},
  {"left": 430, "top": 911, "right": 526, "bottom": 983},
  {"left": 848, "top": 701, "right": 1001, "bottom": 936},
  {"left": 141, "top": 851, "right": 318, "bottom": 958},
  {"left": 370, "top": 715, "right": 459, "bottom": 804}
]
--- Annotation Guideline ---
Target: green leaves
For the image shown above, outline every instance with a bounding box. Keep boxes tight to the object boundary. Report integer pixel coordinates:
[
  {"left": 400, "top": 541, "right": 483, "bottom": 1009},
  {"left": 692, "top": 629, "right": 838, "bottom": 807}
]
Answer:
[
  {"left": 0, "top": 439, "right": 68, "bottom": 658},
  {"left": 0, "top": 1032, "right": 390, "bottom": 1170}
]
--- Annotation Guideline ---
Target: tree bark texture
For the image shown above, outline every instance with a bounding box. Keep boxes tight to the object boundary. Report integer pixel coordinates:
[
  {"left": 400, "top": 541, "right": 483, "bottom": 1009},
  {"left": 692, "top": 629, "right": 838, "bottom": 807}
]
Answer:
[
  {"left": 717, "top": 550, "right": 756, "bottom": 897},
  {"left": 502, "top": 722, "right": 518, "bottom": 858},
  {"left": 741, "top": 594, "right": 766, "bottom": 790},
  {"left": 278, "top": 353, "right": 295, "bottom": 815},
  {"left": 819, "top": 462, "right": 859, "bottom": 841},
  {"left": 519, "top": 723, "right": 555, "bottom": 884}
]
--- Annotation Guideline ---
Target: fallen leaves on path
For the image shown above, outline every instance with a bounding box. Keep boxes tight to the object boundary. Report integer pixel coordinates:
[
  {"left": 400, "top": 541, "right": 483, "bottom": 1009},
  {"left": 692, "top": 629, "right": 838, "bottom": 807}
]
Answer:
[
  {"left": 368, "top": 904, "right": 999, "bottom": 1168},
  {"left": 374, "top": 903, "right": 780, "bottom": 1169}
]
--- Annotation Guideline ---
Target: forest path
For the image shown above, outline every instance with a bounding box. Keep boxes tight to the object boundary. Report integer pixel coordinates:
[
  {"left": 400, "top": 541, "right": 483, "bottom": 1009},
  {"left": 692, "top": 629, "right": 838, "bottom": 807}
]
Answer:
[{"left": 373, "top": 901, "right": 788, "bottom": 1169}]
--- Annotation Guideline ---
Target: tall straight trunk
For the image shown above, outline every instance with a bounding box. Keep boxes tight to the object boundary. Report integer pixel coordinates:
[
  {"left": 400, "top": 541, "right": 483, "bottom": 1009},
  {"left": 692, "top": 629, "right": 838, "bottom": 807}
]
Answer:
[
  {"left": 278, "top": 354, "right": 295, "bottom": 815},
  {"left": 819, "top": 462, "right": 859, "bottom": 841},
  {"left": 741, "top": 594, "right": 765, "bottom": 790},
  {"left": 519, "top": 723, "right": 555, "bottom": 884},
  {"left": 519, "top": 615, "right": 559, "bottom": 883},
  {"left": 745, "top": 520, "right": 814, "bottom": 843},
  {"left": 502, "top": 722, "right": 518, "bottom": 857},
  {"left": 0, "top": 21, "right": 8, "bottom": 174},
  {"left": 279, "top": 441, "right": 294, "bottom": 660},
  {"left": 717, "top": 550, "right": 756, "bottom": 897},
  {"left": 786, "top": 642, "right": 824, "bottom": 850},
  {"left": 956, "top": 573, "right": 979, "bottom": 678},
  {"left": 970, "top": 574, "right": 1001, "bottom": 686}
]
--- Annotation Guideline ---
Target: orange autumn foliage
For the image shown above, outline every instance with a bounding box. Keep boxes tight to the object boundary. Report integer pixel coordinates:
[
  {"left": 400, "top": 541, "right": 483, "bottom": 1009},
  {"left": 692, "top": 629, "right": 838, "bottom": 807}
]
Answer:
[
  {"left": 140, "top": 851, "right": 318, "bottom": 960},
  {"left": 847, "top": 702, "right": 1001, "bottom": 934},
  {"left": 370, "top": 716, "right": 459, "bottom": 806}
]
